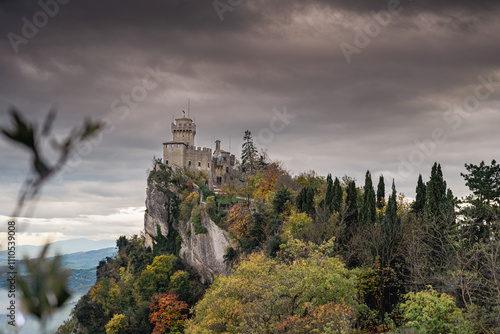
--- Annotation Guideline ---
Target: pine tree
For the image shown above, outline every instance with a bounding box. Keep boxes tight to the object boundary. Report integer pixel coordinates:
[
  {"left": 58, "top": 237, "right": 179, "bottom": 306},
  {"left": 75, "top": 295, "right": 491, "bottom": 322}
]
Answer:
[
  {"left": 241, "top": 130, "right": 257, "bottom": 173},
  {"left": 325, "top": 173, "right": 334, "bottom": 213},
  {"left": 376, "top": 175, "right": 385, "bottom": 209},
  {"left": 332, "top": 177, "right": 342, "bottom": 213},
  {"left": 412, "top": 174, "right": 426, "bottom": 215},
  {"left": 345, "top": 180, "right": 358, "bottom": 225},
  {"left": 360, "top": 170, "right": 376, "bottom": 224}
]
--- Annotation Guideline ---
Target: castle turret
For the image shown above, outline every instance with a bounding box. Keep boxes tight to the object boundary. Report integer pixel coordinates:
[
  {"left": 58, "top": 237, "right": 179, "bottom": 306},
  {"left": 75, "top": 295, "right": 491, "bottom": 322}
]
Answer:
[{"left": 171, "top": 117, "right": 196, "bottom": 146}]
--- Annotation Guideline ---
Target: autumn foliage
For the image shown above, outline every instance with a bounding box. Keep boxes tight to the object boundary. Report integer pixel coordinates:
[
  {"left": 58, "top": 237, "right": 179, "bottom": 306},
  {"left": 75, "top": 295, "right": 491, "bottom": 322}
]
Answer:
[{"left": 149, "top": 293, "right": 189, "bottom": 334}]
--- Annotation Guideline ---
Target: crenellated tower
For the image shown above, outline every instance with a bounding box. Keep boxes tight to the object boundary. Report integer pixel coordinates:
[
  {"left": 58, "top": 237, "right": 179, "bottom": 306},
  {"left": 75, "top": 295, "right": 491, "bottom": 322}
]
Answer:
[{"left": 171, "top": 117, "right": 196, "bottom": 146}]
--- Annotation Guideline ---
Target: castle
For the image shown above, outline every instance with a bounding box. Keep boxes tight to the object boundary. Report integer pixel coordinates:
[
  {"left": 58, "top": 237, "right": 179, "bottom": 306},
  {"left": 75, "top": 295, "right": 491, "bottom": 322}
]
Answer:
[{"left": 162, "top": 115, "right": 235, "bottom": 187}]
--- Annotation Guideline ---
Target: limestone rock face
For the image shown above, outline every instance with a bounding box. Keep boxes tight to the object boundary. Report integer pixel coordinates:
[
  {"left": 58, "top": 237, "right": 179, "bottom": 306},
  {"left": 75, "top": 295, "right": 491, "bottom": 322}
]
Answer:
[
  {"left": 144, "top": 179, "right": 230, "bottom": 284},
  {"left": 144, "top": 182, "right": 170, "bottom": 244},
  {"left": 177, "top": 213, "right": 230, "bottom": 284}
]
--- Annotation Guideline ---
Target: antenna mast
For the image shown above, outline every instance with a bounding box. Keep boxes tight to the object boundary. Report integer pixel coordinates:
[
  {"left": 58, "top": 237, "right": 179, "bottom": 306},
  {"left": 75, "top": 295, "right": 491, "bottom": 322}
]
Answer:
[{"left": 188, "top": 98, "right": 190, "bottom": 118}]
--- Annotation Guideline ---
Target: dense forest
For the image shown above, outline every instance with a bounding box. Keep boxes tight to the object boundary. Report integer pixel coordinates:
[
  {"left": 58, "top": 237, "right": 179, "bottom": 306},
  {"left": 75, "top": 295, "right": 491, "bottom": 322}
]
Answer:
[{"left": 57, "top": 132, "right": 500, "bottom": 333}]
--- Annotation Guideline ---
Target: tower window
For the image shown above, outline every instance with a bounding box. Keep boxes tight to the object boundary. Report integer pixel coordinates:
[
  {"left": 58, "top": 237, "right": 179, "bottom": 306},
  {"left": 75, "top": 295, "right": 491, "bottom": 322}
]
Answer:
[
  {"left": 198, "top": 162, "right": 201, "bottom": 167},
  {"left": 166, "top": 160, "right": 169, "bottom": 165},
  {"left": 226, "top": 167, "right": 229, "bottom": 173},
  {"left": 208, "top": 163, "right": 210, "bottom": 168},
  {"left": 177, "top": 144, "right": 180, "bottom": 148},
  {"left": 188, "top": 161, "right": 191, "bottom": 166}
]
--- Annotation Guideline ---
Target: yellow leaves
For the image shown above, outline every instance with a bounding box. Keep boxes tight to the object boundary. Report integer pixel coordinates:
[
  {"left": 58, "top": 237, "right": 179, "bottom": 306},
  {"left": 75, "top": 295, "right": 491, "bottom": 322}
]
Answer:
[
  {"left": 227, "top": 203, "right": 253, "bottom": 241},
  {"left": 105, "top": 314, "right": 127, "bottom": 334},
  {"left": 185, "top": 238, "right": 358, "bottom": 333},
  {"left": 283, "top": 210, "right": 313, "bottom": 240}
]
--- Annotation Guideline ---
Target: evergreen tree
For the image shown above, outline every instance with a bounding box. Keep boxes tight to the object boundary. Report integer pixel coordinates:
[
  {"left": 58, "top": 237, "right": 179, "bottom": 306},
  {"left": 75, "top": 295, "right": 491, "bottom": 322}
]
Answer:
[
  {"left": 241, "top": 130, "right": 257, "bottom": 173},
  {"left": 325, "top": 173, "right": 334, "bottom": 213},
  {"left": 424, "top": 163, "right": 448, "bottom": 220},
  {"left": 376, "top": 175, "right": 385, "bottom": 209},
  {"left": 412, "top": 174, "right": 426, "bottom": 215},
  {"left": 273, "top": 186, "right": 291, "bottom": 215},
  {"left": 383, "top": 180, "right": 399, "bottom": 229},
  {"left": 360, "top": 170, "right": 376, "bottom": 224},
  {"left": 345, "top": 180, "right": 358, "bottom": 225},
  {"left": 422, "top": 163, "right": 456, "bottom": 276},
  {"left": 332, "top": 177, "right": 342, "bottom": 213},
  {"left": 296, "top": 186, "right": 315, "bottom": 216}
]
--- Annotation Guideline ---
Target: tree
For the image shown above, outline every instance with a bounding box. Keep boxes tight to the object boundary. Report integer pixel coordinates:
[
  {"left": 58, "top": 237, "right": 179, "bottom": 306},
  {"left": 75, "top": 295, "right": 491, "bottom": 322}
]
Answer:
[
  {"left": 345, "top": 180, "right": 358, "bottom": 226},
  {"left": 227, "top": 203, "right": 253, "bottom": 243},
  {"left": 412, "top": 174, "right": 426, "bottom": 215},
  {"left": 136, "top": 255, "right": 179, "bottom": 301},
  {"left": 424, "top": 162, "right": 448, "bottom": 220},
  {"left": 296, "top": 186, "right": 315, "bottom": 216},
  {"left": 400, "top": 287, "right": 471, "bottom": 333},
  {"left": 241, "top": 130, "right": 258, "bottom": 173},
  {"left": 149, "top": 293, "right": 189, "bottom": 334},
  {"left": 332, "top": 176, "right": 342, "bottom": 213},
  {"left": 105, "top": 314, "right": 128, "bottom": 334},
  {"left": 360, "top": 170, "right": 376, "bottom": 224},
  {"left": 376, "top": 175, "right": 385, "bottom": 209},
  {"left": 273, "top": 186, "right": 291, "bottom": 215},
  {"left": 461, "top": 159, "right": 500, "bottom": 205},
  {"left": 184, "top": 238, "right": 358, "bottom": 334},
  {"left": 325, "top": 173, "right": 334, "bottom": 213}
]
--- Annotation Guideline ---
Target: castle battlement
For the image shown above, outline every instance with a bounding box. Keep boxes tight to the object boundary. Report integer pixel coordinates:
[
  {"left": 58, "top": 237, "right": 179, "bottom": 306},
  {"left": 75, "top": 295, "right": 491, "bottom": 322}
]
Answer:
[{"left": 163, "top": 114, "right": 236, "bottom": 187}]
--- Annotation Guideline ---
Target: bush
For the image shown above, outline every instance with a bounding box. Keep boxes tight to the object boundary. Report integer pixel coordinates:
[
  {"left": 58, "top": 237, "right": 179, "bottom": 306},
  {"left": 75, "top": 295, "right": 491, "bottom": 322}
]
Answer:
[{"left": 400, "top": 286, "right": 472, "bottom": 333}]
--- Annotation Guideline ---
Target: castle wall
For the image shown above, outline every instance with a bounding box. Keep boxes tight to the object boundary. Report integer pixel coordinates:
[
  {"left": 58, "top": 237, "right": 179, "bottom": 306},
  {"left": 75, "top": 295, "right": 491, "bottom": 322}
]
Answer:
[
  {"left": 184, "top": 146, "right": 212, "bottom": 173},
  {"left": 163, "top": 143, "right": 212, "bottom": 173},
  {"left": 163, "top": 143, "right": 185, "bottom": 167}
]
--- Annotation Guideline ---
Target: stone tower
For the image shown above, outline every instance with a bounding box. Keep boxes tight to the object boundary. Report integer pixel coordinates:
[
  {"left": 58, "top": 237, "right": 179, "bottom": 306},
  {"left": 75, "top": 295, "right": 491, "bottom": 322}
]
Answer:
[{"left": 171, "top": 116, "right": 196, "bottom": 146}]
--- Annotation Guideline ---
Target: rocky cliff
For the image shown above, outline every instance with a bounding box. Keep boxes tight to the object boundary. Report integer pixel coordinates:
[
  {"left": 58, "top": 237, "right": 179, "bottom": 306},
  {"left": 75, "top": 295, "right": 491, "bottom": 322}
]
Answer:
[{"left": 144, "top": 165, "right": 230, "bottom": 284}]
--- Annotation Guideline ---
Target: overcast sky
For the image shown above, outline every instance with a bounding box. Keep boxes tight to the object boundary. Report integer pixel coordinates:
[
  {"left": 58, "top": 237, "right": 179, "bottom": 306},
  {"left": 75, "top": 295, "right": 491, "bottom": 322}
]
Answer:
[{"left": 1, "top": 0, "right": 499, "bottom": 247}]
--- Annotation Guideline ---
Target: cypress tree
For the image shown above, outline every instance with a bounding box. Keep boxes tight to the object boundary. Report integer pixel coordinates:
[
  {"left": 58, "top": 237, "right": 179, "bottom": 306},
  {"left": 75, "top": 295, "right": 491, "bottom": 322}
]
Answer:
[
  {"left": 383, "top": 180, "right": 398, "bottom": 228},
  {"left": 325, "top": 173, "right": 334, "bottom": 213},
  {"left": 345, "top": 180, "right": 358, "bottom": 225},
  {"left": 412, "top": 174, "right": 426, "bottom": 215},
  {"left": 361, "top": 170, "right": 376, "bottom": 224},
  {"left": 424, "top": 163, "right": 448, "bottom": 219},
  {"left": 332, "top": 177, "right": 342, "bottom": 213},
  {"left": 376, "top": 175, "right": 385, "bottom": 209}
]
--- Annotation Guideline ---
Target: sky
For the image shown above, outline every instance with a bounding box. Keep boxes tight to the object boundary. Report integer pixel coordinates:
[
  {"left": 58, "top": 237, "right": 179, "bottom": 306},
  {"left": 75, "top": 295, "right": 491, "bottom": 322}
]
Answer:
[{"left": 1, "top": 0, "right": 499, "bottom": 247}]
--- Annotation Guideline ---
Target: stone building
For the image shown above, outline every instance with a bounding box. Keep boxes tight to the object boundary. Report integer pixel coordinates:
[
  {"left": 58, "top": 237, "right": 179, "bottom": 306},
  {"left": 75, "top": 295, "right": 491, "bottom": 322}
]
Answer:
[{"left": 163, "top": 115, "right": 235, "bottom": 186}]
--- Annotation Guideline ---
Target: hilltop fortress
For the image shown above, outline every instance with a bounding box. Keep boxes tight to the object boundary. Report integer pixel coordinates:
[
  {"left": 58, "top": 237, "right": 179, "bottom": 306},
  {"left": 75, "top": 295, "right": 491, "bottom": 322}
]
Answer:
[{"left": 162, "top": 115, "right": 235, "bottom": 187}]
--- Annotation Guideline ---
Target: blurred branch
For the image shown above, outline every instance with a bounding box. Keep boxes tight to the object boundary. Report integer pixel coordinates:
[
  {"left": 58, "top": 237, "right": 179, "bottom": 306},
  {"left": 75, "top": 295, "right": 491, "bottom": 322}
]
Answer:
[{"left": 1, "top": 107, "right": 103, "bottom": 217}]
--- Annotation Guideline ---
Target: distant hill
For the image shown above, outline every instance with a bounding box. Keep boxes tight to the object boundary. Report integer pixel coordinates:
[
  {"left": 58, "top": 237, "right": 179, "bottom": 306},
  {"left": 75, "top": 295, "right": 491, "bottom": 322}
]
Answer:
[
  {"left": 0, "top": 238, "right": 116, "bottom": 261},
  {"left": 0, "top": 247, "right": 116, "bottom": 291}
]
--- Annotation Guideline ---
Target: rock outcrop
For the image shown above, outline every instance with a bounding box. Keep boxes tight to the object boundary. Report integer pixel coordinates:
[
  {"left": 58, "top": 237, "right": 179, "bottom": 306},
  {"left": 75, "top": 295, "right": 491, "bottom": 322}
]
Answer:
[{"left": 144, "top": 168, "right": 230, "bottom": 284}]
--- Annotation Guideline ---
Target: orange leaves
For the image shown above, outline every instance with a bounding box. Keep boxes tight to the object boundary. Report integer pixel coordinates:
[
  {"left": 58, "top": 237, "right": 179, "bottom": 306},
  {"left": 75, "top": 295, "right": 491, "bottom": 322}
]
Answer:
[
  {"left": 227, "top": 203, "right": 253, "bottom": 241},
  {"left": 149, "top": 293, "right": 189, "bottom": 334},
  {"left": 256, "top": 162, "right": 286, "bottom": 201},
  {"left": 274, "top": 301, "right": 354, "bottom": 333}
]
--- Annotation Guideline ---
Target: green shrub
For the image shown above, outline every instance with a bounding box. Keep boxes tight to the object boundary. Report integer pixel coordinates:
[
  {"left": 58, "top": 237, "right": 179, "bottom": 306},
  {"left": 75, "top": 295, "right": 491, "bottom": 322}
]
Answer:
[{"left": 400, "top": 286, "right": 472, "bottom": 333}]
